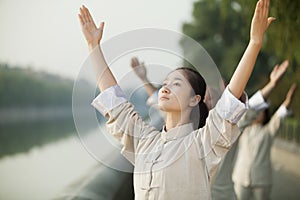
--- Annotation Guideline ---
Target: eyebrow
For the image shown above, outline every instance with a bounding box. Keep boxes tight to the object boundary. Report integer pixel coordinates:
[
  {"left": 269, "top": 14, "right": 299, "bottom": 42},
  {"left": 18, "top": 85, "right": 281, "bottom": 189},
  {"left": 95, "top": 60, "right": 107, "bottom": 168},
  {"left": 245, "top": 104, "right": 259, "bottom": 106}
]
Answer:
[{"left": 164, "top": 77, "right": 184, "bottom": 82}]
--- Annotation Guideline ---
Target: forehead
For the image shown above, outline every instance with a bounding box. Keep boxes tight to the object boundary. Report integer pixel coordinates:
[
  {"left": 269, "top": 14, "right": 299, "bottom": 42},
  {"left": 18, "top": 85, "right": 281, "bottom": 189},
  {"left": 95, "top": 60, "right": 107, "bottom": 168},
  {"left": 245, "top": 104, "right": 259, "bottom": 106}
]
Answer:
[{"left": 165, "top": 70, "right": 187, "bottom": 82}]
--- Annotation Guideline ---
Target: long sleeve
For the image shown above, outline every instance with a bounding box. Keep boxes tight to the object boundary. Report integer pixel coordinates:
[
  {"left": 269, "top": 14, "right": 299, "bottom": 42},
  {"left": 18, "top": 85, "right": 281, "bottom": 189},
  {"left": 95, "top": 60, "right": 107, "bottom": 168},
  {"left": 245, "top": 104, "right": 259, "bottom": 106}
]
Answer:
[
  {"left": 91, "top": 85, "right": 158, "bottom": 165},
  {"left": 146, "top": 90, "right": 159, "bottom": 106},
  {"left": 238, "top": 90, "right": 269, "bottom": 130},
  {"left": 197, "top": 86, "right": 249, "bottom": 180},
  {"left": 264, "top": 105, "right": 289, "bottom": 137}
]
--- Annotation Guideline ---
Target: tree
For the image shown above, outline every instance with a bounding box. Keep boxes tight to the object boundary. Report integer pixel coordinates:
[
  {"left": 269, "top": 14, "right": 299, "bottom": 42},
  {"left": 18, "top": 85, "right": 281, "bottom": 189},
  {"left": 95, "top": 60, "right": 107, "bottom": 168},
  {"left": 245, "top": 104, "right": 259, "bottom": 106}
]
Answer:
[{"left": 180, "top": 0, "right": 300, "bottom": 120}]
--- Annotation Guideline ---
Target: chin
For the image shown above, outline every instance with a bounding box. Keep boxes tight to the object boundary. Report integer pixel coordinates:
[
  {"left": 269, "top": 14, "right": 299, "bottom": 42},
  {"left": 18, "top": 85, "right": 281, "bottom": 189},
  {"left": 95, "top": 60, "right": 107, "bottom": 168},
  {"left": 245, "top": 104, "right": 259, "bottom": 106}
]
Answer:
[{"left": 158, "top": 103, "right": 168, "bottom": 111}]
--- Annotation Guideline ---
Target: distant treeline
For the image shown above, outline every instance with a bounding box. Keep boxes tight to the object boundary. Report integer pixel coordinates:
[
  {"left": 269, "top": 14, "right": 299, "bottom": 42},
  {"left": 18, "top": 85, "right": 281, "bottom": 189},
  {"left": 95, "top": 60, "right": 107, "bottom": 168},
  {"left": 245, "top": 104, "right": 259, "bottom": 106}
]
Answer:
[{"left": 0, "top": 63, "right": 73, "bottom": 108}]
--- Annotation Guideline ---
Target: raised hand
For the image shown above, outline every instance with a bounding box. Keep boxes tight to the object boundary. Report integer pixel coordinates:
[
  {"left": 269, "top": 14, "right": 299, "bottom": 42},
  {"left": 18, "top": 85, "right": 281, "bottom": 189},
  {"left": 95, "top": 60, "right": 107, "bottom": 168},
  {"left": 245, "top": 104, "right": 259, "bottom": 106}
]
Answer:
[
  {"left": 131, "top": 57, "right": 147, "bottom": 81},
  {"left": 250, "top": 0, "right": 275, "bottom": 45},
  {"left": 283, "top": 83, "right": 297, "bottom": 108},
  {"left": 261, "top": 60, "right": 289, "bottom": 99},
  {"left": 78, "top": 5, "right": 104, "bottom": 48},
  {"left": 270, "top": 60, "right": 289, "bottom": 85}
]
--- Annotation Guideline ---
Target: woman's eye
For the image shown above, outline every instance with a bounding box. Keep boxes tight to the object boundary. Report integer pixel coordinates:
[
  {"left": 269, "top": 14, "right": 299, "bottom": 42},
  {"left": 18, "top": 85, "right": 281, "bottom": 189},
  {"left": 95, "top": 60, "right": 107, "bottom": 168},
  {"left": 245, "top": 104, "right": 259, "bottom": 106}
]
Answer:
[
  {"left": 162, "top": 83, "right": 167, "bottom": 86},
  {"left": 174, "top": 82, "right": 180, "bottom": 86}
]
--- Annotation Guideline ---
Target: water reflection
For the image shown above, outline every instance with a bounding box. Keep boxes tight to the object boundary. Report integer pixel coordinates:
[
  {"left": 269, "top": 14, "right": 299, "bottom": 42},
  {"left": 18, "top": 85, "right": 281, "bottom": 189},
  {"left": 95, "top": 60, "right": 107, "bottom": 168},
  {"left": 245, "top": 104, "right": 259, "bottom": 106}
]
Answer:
[
  {"left": 0, "top": 118, "right": 76, "bottom": 158},
  {"left": 0, "top": 118, "right": 99, "bottom": 200}
]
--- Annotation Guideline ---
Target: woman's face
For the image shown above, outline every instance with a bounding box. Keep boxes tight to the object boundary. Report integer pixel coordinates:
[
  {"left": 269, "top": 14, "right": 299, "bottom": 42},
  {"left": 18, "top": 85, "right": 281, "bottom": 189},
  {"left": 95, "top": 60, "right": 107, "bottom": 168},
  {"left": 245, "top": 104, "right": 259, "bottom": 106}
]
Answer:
[
  {"left": 158, "top": 70, "right": 198, "bottom": 112},
  {"left": 254, "top": 110, "right": 266, "bottom": 124}
]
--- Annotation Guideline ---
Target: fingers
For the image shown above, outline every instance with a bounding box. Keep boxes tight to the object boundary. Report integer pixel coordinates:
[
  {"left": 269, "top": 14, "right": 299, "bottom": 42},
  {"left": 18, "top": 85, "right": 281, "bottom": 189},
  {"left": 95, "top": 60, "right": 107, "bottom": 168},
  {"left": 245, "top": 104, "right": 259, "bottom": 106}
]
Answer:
[
  {"left": 79, "top": 5, "right": 94, "bottom": 25},
  {"left": 286, "top": 84, "right": 296, "bottom": 101},
  {"left": 131, "top": 57, "right": 139, "bottom": 67},
  {"left": 262, "top": 0, "right": 268, "bottom": 19},
  {"left": 79, "top": 6, "right": 88, "bottom": 23},
  {"left": 78, "top": 14, "right": 84, "bottom": 26},
  {"left": 279, "top": 60, "right": 289, "bottom": 71},
  {"left": 267, "top": 17, "right": 276, "bottom": 28},
  {"left": 99, "top": 21, "right": 105, "bottom": 30},
  {"left": 253, "top": 0, "right": 262, "bottom": 19},
  {"left": 289, "top": 83, "right": 297, "bottom": 94}
]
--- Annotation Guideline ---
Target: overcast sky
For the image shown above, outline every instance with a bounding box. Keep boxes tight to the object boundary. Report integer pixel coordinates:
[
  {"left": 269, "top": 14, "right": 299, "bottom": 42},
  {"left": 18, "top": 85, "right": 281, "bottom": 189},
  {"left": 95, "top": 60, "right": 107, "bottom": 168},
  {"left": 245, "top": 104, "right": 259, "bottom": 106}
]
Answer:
[{"left": 0, "top": 0, "right": 195, "bottom": 79}]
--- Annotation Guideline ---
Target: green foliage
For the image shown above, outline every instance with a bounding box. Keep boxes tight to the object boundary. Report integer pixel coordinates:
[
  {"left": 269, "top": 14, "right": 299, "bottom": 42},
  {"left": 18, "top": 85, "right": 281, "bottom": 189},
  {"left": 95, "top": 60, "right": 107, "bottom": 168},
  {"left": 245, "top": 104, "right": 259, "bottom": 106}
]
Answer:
[
  {"left": 181, "top": 0, "right": 300, "bottom": 121},
  {"left": 0, "top": 63, "right": 73, "bottom": 108}
]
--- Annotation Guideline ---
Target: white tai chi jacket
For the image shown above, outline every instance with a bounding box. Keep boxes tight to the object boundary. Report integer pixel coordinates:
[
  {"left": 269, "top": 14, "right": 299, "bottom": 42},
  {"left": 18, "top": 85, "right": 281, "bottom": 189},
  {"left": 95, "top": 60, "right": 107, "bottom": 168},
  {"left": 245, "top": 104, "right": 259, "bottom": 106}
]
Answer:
[{"left": 92, "top": 85, "right": 248, "bottom": 200}]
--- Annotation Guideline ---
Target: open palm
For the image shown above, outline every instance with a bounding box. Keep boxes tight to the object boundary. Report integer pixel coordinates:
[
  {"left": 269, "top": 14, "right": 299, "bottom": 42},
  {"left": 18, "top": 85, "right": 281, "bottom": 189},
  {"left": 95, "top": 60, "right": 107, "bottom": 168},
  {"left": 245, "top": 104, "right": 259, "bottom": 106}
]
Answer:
[
  {"left": 250, "top": 0, "right": 275, "bottom": 44},
  {"left": 270, "top": 60, "right": 289, "bottom": 84},
  {"left": 78, "top": 5, "right": 104, "bottom": 46}
]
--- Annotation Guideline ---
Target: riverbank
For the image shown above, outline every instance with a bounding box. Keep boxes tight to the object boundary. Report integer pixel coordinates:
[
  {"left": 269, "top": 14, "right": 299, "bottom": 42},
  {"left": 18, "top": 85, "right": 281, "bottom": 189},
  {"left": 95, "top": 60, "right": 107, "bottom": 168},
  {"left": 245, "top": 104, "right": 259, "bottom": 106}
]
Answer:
[{"left": 0, "top": 107, "right": 73, "bottom": 123}]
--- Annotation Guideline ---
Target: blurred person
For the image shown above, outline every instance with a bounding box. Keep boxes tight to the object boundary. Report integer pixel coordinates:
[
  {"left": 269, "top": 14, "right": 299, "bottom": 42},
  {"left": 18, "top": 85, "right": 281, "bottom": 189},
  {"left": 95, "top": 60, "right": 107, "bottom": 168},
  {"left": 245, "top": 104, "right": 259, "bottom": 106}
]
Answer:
[
  {"left": 232, "top": 82, "right": 297, "bottom": 200},
  {"left": 212, "top": 60, "right": 289, "bottom": 200}
]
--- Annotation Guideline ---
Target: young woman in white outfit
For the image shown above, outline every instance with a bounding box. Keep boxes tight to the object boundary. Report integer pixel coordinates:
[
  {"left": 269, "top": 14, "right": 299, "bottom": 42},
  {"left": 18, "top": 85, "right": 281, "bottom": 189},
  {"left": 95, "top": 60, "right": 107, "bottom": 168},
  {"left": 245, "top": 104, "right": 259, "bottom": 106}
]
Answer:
[{"left": 78, "top": 0, "right": 275, "bottom": 199}]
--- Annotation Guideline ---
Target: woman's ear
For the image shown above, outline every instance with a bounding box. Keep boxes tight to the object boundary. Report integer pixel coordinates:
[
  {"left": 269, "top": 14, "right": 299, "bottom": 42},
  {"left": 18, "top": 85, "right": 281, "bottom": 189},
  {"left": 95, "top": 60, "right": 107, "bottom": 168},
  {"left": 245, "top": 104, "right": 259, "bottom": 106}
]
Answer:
[{"left": 189, "top": 95, "right": 201, "bottom": 107}]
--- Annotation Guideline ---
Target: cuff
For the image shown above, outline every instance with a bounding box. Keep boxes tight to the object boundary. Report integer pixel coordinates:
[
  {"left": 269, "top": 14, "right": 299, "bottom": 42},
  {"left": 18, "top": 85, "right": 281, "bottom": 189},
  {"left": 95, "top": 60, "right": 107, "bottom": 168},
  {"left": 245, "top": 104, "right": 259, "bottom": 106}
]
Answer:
[
  {"left": 215, "top": 86, "right": 249, "bottom": 124},
  {"left": 249, "top": 90, "right": 269, "bottom": 111},
  {"left": 146, "top": 90, "right": 159, "bottom": 106},
  {"left": 91, "top": 85, "right": 127, "bottom": 117},
  {"left": 276, "top": 105, "right": 289, "bottom": 119}
]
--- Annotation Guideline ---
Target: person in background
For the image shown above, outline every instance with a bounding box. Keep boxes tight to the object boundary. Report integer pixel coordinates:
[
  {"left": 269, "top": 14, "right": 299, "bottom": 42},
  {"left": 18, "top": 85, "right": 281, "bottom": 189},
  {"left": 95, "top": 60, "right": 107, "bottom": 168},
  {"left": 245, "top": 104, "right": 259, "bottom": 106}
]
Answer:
[
  {"left": 232, "top": 81, "right": 297, "bottom": 200},
  {"left": 212, "top": 60, "right": 290, "bottom": 200}
]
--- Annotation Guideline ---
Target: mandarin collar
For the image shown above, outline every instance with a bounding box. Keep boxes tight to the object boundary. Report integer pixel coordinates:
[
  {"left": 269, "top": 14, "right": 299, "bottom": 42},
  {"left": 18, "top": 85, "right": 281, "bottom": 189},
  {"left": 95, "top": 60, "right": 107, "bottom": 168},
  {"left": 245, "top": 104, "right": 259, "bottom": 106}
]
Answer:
[{"left": 161, "top": 123, "right": 194, "bottom": 142}]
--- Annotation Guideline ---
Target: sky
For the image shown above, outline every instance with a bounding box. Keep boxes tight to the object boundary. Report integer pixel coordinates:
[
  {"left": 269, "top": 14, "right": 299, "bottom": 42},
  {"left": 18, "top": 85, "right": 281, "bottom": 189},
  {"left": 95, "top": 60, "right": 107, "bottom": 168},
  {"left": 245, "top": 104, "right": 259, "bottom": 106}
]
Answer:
[{"left": 0, "top": 0, "right": 195, "bottom": 80}]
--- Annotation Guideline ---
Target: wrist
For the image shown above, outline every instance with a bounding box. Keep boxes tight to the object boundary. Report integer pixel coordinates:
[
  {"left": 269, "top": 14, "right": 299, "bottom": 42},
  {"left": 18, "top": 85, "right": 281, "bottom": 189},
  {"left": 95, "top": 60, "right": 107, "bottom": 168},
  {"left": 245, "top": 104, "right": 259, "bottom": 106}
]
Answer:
[
  {"left": 141, "top": 77, "right": 150, "bottom": 84},
  {"left": 283, "top": 99, "right": 290, "bottom": 108},
  {"left": 88, "top": 41, "right": 100, "bottom": 50},
  {"left": 268, "top": 81, "right": 276, "bottom": 88},
  {"left": 249, "top": 39, "right": 262, "bottom": 48}
]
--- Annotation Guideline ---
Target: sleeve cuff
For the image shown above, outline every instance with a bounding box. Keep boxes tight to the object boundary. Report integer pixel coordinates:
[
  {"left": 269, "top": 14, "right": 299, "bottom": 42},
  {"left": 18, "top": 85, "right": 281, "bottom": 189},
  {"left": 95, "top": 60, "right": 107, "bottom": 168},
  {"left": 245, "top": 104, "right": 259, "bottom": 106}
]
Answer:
[
  {"left": 276, "top": 105, "right": 289, "bottom": 119},
  {"left": 91, "top": 85, "right": 127, "bottom": 117},
  {"left": 215, "top": 86, "right": 249, "bottom": 124},
  {"left": 249, "top": 90, "right": 269, "bottom": 111},
  {"left": 146, "top": 90, "right": 159, "bottom": 106}
]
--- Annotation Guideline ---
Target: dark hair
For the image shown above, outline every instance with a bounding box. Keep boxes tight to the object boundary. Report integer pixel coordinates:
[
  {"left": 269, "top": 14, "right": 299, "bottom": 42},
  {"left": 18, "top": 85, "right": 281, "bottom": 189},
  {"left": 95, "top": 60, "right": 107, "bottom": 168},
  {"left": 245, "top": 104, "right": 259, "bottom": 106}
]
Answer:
[
  {"left": 176, "top": 67, "right": 209, "bottom": 129},
  {"left": 262, "top": 108, "right": 270, "bottom": 125}
]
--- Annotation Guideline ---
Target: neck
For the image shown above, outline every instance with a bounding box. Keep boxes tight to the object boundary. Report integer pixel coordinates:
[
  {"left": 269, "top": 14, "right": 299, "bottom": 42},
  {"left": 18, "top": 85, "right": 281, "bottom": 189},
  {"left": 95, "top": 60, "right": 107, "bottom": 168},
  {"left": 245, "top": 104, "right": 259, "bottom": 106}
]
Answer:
[{"left": 165, "top": 110, "right": 191, "bottom": 131}]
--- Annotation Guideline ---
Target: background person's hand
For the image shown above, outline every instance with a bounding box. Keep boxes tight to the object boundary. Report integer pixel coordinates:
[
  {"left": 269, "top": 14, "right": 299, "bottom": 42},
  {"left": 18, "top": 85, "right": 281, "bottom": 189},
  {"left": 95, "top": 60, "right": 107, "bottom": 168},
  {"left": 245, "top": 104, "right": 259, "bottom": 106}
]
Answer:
[
  {"left": 269, "top": 60, "right": 289, "bottom": 85},
  {"left": 130, "top": 57, "right": 147, "bottom": 81},
  {"left": 283, "top": 83, "right": 297, "bottom": 108}
]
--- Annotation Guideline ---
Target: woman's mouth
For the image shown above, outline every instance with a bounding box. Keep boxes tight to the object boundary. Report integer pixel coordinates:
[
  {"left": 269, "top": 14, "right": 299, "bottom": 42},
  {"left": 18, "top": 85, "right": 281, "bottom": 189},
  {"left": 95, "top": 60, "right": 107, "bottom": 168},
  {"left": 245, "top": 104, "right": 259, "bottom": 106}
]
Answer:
[{"left": 159, "top": 96, "right": 169, "bottom": 101}]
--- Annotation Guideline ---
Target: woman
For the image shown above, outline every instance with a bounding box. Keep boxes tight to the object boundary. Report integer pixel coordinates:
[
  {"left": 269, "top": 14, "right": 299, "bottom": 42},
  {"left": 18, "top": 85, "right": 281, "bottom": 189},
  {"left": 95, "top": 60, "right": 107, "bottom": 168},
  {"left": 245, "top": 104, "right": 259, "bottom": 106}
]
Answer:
[
  {"left": 233, "top": 83, "right": 297, "bottom": 200},
  {"left": 78, "top": 0, "right": 274, "bottom": 199}
]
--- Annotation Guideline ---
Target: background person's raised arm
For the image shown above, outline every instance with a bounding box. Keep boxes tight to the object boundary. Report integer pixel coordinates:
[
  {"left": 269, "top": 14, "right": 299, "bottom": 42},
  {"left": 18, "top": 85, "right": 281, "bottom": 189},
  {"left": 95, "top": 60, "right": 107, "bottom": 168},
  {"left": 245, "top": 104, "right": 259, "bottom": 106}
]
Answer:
[
  {"left": 261, "top": 60, "right": 289, "bottom": 99},
  {"left": 130, "top": 57, "right": 157, "bottom": 97}
]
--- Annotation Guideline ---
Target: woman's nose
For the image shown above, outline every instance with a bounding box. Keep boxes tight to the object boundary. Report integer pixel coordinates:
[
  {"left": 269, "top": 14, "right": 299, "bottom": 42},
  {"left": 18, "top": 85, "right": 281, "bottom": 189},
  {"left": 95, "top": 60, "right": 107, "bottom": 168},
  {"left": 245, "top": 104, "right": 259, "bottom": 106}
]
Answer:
[{"left": 161, "top": 86, "right": 170, "bottom": 94}]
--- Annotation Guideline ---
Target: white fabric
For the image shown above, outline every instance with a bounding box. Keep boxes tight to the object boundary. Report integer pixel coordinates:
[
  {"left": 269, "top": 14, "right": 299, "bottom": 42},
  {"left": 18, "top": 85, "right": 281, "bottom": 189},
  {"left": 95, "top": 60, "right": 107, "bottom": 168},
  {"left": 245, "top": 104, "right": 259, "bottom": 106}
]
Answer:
[
  {"left": 233, "top": 105, "right": 288, "bottom": 187},
  {"left": 92, "top": 85, "right": 248, "bottom": 200},
  {"left": 215, "top": 87, "right": 249, "bottom": 124},
  {"left": 248, "top": 90, "right": 269, "bottom": 111},
  {"left": 212, "top": 90, "right": 269, "bottom": 200},
  {"left": 146, "top": 90, "right": 158, "bottom": 106},
  {"left": 91, "top": 85, "right": 127, "bottom": 117}
]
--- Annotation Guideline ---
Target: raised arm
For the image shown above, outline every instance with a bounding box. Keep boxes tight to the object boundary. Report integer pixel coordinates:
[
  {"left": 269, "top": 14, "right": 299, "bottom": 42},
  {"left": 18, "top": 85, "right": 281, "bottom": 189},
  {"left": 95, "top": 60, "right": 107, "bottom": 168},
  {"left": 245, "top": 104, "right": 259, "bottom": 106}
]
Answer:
[
  {"left": 282, "top": 83, "right": 297, "bottom": 109},
  {"left": 266, "top": 83, "right": 296, "bottom": 136},
  {"left": 228, "top": 0, "right": 275, "bottom": 98},
  {"left": 78, "top": 5, "right": 117, "bottom": 91},
  {"left": 261, "top": 60, "right": 289, "bottom": 99},
  {"left": 130, "top": 57, "right": 157, "bottom": 97}
]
